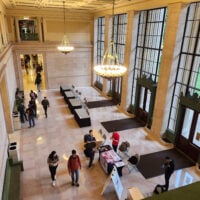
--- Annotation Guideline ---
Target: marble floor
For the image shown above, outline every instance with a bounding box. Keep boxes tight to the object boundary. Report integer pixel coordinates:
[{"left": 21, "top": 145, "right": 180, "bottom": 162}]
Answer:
[{"left": 9, "top": 86, "right": 200, "bottom": 200}]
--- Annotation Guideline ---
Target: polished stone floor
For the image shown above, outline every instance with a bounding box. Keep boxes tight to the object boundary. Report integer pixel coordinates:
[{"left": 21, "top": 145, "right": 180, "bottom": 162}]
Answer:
[{"left": 9, "top": 86, "right": 200, "bottom": 200}]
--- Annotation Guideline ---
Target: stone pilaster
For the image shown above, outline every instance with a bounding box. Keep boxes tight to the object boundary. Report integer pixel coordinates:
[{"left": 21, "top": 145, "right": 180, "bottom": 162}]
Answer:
[
  {"left": 150, "top": 3, "right": 186, "bottom": 138},
  {"left": 0, "top": 74, "right": 13, "bottom": 133},
  {"left": 118, "top": 10, "right": 135, "bottom": 113}
]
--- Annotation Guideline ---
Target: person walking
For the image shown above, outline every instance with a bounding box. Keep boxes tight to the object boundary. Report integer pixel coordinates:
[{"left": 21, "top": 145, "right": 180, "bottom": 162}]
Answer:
[
  {"left": 26, "top": 104, "right": 35, "bottom": 128},
  {"left": 41, "top": 96, "right": 50, "bottom": 118},
  {"left": 29, "top": 98, "right": 37, "bottom": 118},
  {"left": 35, "top": 72, "right": 42, "bottom": 92},
  {"left": 47, "top": 151, "right": 59, "bottom": 187},
  {"left": 110, "top": 130, "right": 120, "bottom": 152},
  {"left": 68, "top": 149, "right": 81, "bottom": 187},
  {"left": 163, "top": 156, "right": 175, "bottom": 191}
]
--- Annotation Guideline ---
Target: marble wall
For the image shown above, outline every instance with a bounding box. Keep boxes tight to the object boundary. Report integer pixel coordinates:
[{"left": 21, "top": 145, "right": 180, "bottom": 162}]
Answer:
[{"left": 0, "top": 88, "right": 9, "bottom": 200}]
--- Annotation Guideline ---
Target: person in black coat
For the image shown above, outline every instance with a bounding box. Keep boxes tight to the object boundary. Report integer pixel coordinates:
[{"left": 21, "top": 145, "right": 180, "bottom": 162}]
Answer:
[
  {"left": 26, "top": 104, "right": 35, "bottom": 128},
  {"left": 35, "top": 72, "right": 42, "bottom": 92},
  {"left": 163, "top": 156, "right": 175, "bottom": 191},
  {"left": 84, "top": 141, "right": 96, "bottom": 168},
  {"left": 18, "top": 102, "right": 28, "bottom": 123},
  {"left": 41, "top": 96, "right": 50, "bottom": 118}
]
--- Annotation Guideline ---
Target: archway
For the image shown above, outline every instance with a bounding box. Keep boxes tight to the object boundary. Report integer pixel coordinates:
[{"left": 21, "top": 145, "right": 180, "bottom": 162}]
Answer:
[{"left": 20, "top": 54, "right": 46, "bottom": 92}]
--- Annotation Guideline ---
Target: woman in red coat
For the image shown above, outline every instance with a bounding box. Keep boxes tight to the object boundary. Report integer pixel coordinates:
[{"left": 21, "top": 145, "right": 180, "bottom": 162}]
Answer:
[{"left": 110, "top": 131, "right": 120, "bottom": 152}]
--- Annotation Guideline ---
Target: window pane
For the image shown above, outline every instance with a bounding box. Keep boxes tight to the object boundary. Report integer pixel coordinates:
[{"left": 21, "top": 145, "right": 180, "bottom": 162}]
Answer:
[
  {"left": 181, "top": 109, "right": 194, "bottom": 139},
  {"left": 193, "top": 114, "right": 200, "bottom": 147}
]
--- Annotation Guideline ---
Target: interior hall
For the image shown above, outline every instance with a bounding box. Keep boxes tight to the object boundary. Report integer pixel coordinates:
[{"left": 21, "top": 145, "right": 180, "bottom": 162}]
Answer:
[{"left": 0, "top": 0, "right": 200, "bottom": 200}]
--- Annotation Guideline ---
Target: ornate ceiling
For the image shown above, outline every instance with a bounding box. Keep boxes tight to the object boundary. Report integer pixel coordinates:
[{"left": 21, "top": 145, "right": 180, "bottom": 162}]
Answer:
[{"left": 2, "top": 0, "right": 134, "bottom": 11}]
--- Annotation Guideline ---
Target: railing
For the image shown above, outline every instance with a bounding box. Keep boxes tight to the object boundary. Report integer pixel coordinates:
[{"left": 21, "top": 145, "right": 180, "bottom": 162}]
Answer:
[{"left": 20, "top": 33, "right": 39, "bottom": 41}]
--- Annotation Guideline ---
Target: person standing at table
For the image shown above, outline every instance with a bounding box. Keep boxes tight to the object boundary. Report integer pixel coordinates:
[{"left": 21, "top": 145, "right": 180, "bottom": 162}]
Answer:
[
  {"left": 84, "top": 129, "right": 96, "bottom": 143},
  {"left": 84, "top": 141, "right": 96, "bottom": 168},
  {"left": 68, "top": 149, "right": 81, "bottom": 187},
  {"left": 110, "top": 130, "right": 120, "bottom": 152},
  {"left": 41, "top": 96, "right": 50, "bottom": 118},
  {"left": 47, "top": 151, "right": 59, "bottom": 187}
]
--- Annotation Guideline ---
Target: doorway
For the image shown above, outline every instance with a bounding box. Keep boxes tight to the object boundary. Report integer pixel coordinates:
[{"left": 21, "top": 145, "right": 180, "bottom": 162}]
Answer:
[
  {"left": 176, "top": 107, "right": 200, "bottom": 162},
  {"left": 137, "top": 87, "right": 150, "bottom": 125},
  {"left": 134, "top": 77, "right": 157, "bottom": 128},
  {"left": 20, "top": 54, "right": 45, "bottom": 92},
  {"left": 109, "top": 78, "right": 122, "bottom": 104}
]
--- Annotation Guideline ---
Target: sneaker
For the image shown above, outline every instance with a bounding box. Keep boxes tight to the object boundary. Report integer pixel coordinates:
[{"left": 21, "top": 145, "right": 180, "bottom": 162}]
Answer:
[
  {"left": 52, "top": 181, "right": 56, "bottom": 187},
  {"left": 76, "top": 183, "right": 79, "bottom": 187},
  {"left": 72, "top": 182, "right": 75, "bottom": 186}
]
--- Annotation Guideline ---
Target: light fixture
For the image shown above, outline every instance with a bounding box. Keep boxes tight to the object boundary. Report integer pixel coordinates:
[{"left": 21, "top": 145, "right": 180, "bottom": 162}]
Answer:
[
  {"left": 57, "top": 1, "right": 74, "bottom": 54},
  {"left": 94, "top": 0, "right": 127, "bottom": 79}
]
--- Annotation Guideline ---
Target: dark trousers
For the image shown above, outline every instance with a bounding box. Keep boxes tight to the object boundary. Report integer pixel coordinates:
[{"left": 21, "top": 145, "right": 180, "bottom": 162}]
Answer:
[
  {"left": 28, "top": 115, "right": 35, "bottom": 127},
  {"left": 43, "top": 106, "right": 48, "bottom": 117},
  {"left": 165, "top": 172, "right": 172, "bottom": 191},
  {"left": 49, "top": 165, "right": 58, "bottom": 181},
  {"left": 20, "top": 111, "right": 28, "bottom": 123},
  {"left": 88, "top": 151, "right": 95, "bottom": 167},
  {"left": 112, "top": 144, "right": 118, "bottom": 152}
]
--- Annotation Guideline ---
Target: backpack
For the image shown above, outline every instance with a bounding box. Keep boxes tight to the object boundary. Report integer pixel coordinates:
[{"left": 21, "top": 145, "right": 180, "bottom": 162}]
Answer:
[
  {"left": 119, "top": 141, "right": 130, "bottom": 152},
  {"left": 154, "top": 184, "right": 167, "bottom": 194},
  {"left": 128, "top": 155, "right": 138, "bottom": 165}
]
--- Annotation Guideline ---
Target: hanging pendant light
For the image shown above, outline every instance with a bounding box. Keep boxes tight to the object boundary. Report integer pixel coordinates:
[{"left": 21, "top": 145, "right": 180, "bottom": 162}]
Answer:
[
  {"left": 94, "top": 0, "right": 127, "bottom": 78},
  {"left": 57, "top": 1, "right": 74, "bottom": 54}
]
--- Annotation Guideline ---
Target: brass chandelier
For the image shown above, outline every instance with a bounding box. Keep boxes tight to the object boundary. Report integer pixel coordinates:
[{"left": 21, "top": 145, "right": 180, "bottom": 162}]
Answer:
[
  {"left": 94, "top": 0, "right": 127, "bottom": 78},
  {"left": 57, "top": 1, "right": 74, "bottom": 54}
]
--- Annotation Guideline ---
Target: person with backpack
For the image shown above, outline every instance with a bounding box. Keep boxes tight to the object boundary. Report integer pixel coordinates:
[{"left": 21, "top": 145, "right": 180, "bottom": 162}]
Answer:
[
  {"left": 68, "top": 149, "right": 81, "bottom": 187},
  {"left": 29, "top": 98, "right": 37, "bottom": 118},
  {"left": 26, "top": 104, "right": 35, "bottom": 128},
  {"left": 29, "top": 90, "right": 37, "bottom": 100}
]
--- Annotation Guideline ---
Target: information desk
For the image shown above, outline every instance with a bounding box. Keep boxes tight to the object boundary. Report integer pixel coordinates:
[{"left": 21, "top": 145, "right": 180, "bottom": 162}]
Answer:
[
  {"left": 68, "top": 98, "right": 82, "bottom": 114},
  {"left": 63, "top": 91, "right": 76, "bottom": 104},
  {"left": 60, "top": 85, "right": 71, "bottom": 96},
  {"left": 92, "top": 130, "right": 104, "bottom": 148},
  {"left": 83, "top": 130, "right": 104, "bottom": 149},
  {"left": 74, "top": 108, "right": 91, "bottom": 127},
  {"left": 99, "top": 146, "right": 125, "bottom": 176}
]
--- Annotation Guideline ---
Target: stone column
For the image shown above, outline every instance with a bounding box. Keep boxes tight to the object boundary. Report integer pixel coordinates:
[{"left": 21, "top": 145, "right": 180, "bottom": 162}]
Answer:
[
  {"left": 118, "top": 11, "right": 135, "bottom": 113},
  {"left": 15, "top": 18, "right": 21, "bottom": 42},
  {"left": 37, "top": 17, "right": 43, "bottom": 42},
  {"left": 150, "top": 3, "right": 186, "bottom": 138}
]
